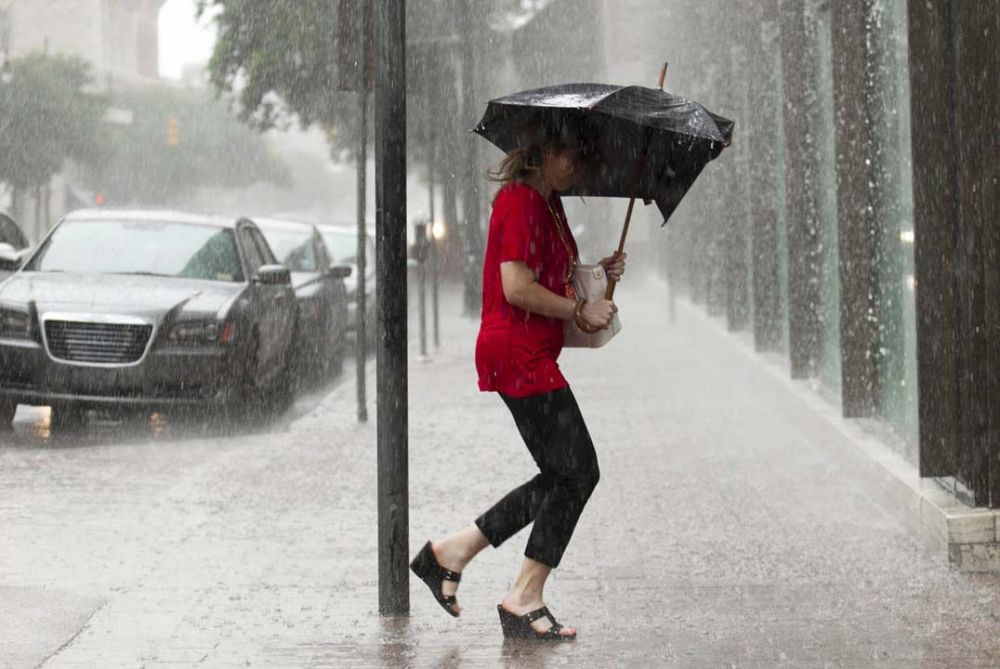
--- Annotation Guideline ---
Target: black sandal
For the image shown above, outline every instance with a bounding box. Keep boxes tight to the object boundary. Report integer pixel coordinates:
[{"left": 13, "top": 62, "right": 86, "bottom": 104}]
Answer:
[
  {"left": 410, "top": 541, "right": 462, "bottom": 617},
  {"left": 497, "top": 604, "right": 575, "bottom": 641}
]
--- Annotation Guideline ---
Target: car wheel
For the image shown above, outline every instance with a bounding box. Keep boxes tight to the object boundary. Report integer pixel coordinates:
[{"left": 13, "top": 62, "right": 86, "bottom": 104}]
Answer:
[
  {"left": 238, "top": 331, "right": 293, "bottom": 420},
  {"left": 50, "top": 405, "right": 87, "bottom": 432},
  {"left": 0, "top": 399, "right": 16, "bottom": 430}
]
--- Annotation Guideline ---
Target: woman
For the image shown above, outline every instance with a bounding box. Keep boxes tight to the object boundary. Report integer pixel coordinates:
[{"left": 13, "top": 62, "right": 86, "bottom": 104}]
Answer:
[{"left": 410, "top": 124, "right": 625, "bottom": 641}]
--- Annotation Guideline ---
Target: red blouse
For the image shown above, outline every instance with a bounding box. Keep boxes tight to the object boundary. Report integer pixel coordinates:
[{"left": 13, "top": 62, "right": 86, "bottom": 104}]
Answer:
[{"left": 475, "top": 182, "right": 578, "bottom": 398}]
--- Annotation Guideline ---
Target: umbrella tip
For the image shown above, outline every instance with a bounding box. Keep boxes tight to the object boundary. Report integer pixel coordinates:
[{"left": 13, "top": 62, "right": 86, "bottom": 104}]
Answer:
[{"left": 658, "top": 62, "right": 668, "bottom": 90}]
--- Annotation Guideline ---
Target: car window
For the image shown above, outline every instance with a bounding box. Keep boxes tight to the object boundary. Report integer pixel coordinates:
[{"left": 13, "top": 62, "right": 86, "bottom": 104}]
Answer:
[
  {"left": 239, "top": 226, "right": 265, "bottom": 275},
  {"left": 250, "top": 229, "right": 279, "bottom": 266},
  {"left": 257, "top": 227, "right": 317, "bottom": 272},
  {"left": 320, "top": 229, "right": 358, "bottom": 263},
  {"left": 26, "top": 220, "right": 243, "bottom": 282}
]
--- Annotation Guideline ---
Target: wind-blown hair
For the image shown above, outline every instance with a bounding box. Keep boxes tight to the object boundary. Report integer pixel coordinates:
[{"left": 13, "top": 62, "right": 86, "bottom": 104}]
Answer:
[{"left": 487, "top": 119, "right": 589, "bottom": 198}]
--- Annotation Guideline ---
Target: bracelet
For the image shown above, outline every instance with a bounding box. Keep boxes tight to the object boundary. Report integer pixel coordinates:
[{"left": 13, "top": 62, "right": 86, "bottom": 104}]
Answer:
[{"left": 573, "top": 299, "right": 600, "bottom": 334}]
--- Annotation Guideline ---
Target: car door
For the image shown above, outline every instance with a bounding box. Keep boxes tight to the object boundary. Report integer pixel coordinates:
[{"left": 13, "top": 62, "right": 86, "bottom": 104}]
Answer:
[
  {"left": 313, "top": 230, "right": 342, "bottom": 343},
  {"left": 238, "top": 224, "right": 285, "bottom": 376},
  {"left": 248, "top": 226, "right": 295, "bottom": 371}
]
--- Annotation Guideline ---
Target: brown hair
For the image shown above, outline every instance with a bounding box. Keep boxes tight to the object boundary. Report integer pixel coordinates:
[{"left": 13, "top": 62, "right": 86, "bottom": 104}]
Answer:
[
  {"left": 487, "top": 138, "right": 581, "bottom": 204},
  {"left": 487, "top": 119, "right": 588, "bottom": 199},
  {"left": 487, "top": 146, "right": 543, "bottom": 188}
]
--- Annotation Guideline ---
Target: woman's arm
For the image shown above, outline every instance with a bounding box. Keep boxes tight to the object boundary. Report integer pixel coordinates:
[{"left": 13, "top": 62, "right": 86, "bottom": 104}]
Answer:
[
  {"left": 500, "top": 260, "right": 576, "bottom": 319},
  {"left": 500, "top": 260, "right": 617, "bottom": 328}
]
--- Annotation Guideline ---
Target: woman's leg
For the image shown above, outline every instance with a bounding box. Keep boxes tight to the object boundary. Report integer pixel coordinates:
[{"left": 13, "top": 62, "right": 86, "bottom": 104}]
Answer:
[
  {"left": 518, "top": 387, "right": 600, "bottom": 569},
  {"left": 435, "top": 388, "right": 598, "bottom": 630},
  {"left": 470, "top": 392, "right": 562, "bottom": 550},
  {"left": 431, "top": 394, "right": 554, "bottom": 613},
  {"left": 500, "top": 387, "right": 599, "bottom": 636}
]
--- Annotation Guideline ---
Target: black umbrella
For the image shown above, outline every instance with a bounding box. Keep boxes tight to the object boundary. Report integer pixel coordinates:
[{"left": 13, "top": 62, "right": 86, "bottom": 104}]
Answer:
[{"left": 473, "top": 68, "right": 734, "bottom": 298}]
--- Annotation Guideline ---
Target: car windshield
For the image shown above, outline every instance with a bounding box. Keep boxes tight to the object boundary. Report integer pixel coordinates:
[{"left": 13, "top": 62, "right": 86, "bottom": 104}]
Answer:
[
  {"left": 25, "top": 219, "right": 244, "bottom": 282},
  {"left": 259, "top": 227, "right": 318, "bottom": 272},
  {"left": 320, "top": 229, "right": 358, "bottom": 264}
]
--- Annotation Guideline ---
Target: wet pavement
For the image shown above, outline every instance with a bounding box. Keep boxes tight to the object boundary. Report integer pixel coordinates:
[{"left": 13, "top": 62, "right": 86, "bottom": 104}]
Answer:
[{"left": 2, "top": 278, "right": 1000, "bottom": 668}]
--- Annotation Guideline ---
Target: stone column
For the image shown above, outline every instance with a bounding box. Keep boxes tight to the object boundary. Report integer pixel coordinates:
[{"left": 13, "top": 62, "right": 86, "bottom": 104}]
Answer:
[
  {"left": 779, "top": 0, "right": 824, "bottom": 378},
  {"left": 829, "top": 0, "right": 885, "bottom": 417}
]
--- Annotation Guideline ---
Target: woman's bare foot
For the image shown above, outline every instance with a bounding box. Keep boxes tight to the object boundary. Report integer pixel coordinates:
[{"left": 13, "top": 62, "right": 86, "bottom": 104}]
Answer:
[
  {"left": 500, "top": 556, "right": 576, "bottom": 637},
  {"left": 499, "top": 592, "right": 577, "bottom": 637},
  {"left": 430, "top": 541, "right": 466, "bottom": 615},
  {"left": 431, "top": 524, "right": 490, "bottom": 616}
]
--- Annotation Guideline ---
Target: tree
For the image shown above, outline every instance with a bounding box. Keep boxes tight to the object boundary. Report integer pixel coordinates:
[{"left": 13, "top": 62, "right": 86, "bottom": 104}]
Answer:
[
  {"left": 197, "top": 0, "right": 462, "bottom": 153},
  {"left": 0, "top": 53, "right": 108, "bottom": 192},
  {"left": 197, "top": 0, "right": 357, "bottom": 137},
  {"left": 83, "top": 84, "right": 291, "bottom": 205}
]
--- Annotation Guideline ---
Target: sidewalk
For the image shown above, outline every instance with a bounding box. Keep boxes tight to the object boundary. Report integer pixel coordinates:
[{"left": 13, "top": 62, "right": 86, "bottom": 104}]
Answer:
[{"left": 3, "top": 276, "right": 1000, "bottom": 667}]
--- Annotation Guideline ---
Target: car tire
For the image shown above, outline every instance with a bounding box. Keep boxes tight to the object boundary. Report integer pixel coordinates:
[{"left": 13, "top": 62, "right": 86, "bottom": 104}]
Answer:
[
  {"left": 50, "top": 405, "right": 87, "bottom": 432},
  {"left": 239, "top": 331, "right": 293, "bottom": 421},
  {"left": 269, "top": 321, "right": 297, "bottom": 413},
  {"left": 0, "top": 399, "right": 16, "bottom": 430}
]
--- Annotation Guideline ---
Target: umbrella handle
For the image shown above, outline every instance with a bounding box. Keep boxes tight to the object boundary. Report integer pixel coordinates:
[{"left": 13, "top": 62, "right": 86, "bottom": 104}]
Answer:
[
  {"left": 606, "top": 65, "right": 666, "bottom": 301},
  {"left": 605, "top": 149, "right": 649, "bottom": 301}
]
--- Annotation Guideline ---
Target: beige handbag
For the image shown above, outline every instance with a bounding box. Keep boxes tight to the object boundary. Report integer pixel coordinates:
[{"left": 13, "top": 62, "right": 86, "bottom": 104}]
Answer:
[{"left": 563, "top": 263, "right": 622, "bottom": 348}]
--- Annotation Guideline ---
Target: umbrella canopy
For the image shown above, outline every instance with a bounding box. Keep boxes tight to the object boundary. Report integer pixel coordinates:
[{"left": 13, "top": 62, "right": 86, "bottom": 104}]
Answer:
[{"left": 473, "top": 83, "right": 735, "bottom": 223}]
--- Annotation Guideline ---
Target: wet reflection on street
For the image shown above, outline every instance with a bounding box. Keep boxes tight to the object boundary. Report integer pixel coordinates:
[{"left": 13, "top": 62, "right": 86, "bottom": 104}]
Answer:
[{"left": 0, "top": 363, "right": 352, "bottom": 449}]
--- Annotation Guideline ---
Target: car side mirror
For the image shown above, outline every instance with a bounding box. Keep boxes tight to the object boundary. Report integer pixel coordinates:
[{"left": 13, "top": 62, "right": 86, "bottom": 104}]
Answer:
[
  {"left": 328, "top": 264, "right": 352, "bottom": 280},
  {"left": 252, "top": 264, "right": 291, "bottom": 286},
  {"left": 0, "top": 243, "right": 22, "bottom": 272}
]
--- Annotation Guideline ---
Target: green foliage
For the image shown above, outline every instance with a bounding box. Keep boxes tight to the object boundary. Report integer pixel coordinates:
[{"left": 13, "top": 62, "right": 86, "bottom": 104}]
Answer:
[
  {"left": 0, "top": 53, "right": 109, "bottom": 190},
  {"left": 84, "top": 84, "right": 291, "bottom": 205},
  {"left": 197, "top": 0, "right": 357, "bottom": 134}
]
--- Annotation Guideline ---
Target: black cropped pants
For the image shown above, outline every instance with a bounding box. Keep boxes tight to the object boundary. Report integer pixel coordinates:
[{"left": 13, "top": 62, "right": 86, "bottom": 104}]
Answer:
[{"left": 475, "top": 387, "right": 600, "bottom": 569}]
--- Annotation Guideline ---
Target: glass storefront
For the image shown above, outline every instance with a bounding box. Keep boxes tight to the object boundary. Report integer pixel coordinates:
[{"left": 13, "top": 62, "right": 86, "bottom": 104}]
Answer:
[
  {"left": 815, "top": 15, "right": 843, "bottom": 396},
  {"left": 873, "top": 0, "right": 919, "bottom": 451}
]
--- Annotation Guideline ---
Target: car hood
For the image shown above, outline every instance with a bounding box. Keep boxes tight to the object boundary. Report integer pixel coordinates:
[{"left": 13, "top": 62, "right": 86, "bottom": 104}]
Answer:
[{"left": 0, "top": 272, "right": 244, "bottom": 320}]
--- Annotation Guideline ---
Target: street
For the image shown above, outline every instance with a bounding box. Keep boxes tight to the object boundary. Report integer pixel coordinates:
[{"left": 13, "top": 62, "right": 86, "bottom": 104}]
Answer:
[{"left": 3, "top": 280, "right": 999, "bottom": 668}]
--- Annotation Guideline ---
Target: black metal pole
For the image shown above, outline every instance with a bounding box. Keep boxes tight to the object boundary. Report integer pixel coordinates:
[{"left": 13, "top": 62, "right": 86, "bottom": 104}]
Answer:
[
  {"left": 356, "top": 85, "right": 369, "bottom": 424},
  {"left": 375, "top": 0, "right": 408, "bottom": 616},
  {"left": 458, "top": 0, "right": 482, "bottom": 316},
  {"left": 416, "top": 223, "right": 428, "bottom": 359},
  {"left": 428, "top": 114, "right": 440, "bottom": 348}
]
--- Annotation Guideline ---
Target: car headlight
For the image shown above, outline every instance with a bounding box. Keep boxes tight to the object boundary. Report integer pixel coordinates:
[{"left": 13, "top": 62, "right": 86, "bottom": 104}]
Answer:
[
  {"left": 0, "top": 307, "right": 32, "bottom": 340},
  {"left": 167, "top": 320, "right": 221, "bottom": 344}
]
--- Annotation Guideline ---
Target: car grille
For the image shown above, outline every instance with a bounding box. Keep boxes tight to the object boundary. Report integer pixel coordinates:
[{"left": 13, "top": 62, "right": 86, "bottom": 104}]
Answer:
[{"left": 44, "top": 320, "right": 153, "bottom": 365}]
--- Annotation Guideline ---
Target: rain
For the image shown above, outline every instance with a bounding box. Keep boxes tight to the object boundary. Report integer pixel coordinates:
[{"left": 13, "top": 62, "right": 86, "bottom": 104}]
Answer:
[{"left": 1, "top": 0, "right": 999, "bottom": 666}]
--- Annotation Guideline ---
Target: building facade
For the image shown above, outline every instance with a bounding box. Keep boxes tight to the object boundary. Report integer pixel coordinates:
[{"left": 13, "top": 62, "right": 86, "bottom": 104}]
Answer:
[
  {"left": 0, "top": 0, "right": 165, "bottom": 240},
  {"left": 634, "top": 0, "right": 999, "bottom": 557},
  {"left": 1, "top": 0, "right": 163, "bottom": 81}
]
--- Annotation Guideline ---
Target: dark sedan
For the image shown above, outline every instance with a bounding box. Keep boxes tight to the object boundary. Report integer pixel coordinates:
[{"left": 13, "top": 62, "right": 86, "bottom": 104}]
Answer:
[
  {"left": 0, "top": 210, "right": 296, "bottom": 430},
  {"left": 317, "top": 223, "right": 376, "bottom": 345},
  {"left": 253, "top": 218, "right": 351, "bottom": 376}
]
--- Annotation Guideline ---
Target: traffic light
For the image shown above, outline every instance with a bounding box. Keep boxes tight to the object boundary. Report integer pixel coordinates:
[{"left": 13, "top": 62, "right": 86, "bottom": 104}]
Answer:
[{"left": 166, "top": 115, "right": 180, "bottom": 147}]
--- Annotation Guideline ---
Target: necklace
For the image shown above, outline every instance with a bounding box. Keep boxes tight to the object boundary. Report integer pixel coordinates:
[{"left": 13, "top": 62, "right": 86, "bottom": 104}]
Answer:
[{"left": 544, "top": 196, "right": 577, "bottom": 297}]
